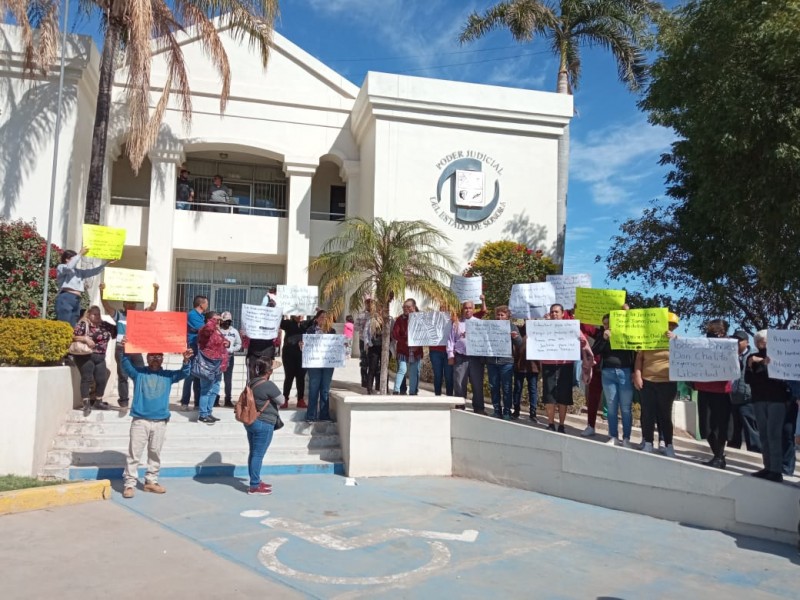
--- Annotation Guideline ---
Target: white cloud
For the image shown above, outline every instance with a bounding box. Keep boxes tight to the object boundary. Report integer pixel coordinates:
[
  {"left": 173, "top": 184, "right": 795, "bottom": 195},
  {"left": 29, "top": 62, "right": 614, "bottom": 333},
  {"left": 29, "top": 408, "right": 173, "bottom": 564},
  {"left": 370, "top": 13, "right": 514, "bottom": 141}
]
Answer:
[
  {"left": 571, "top": 119, "right": 674, "bottom": 206},
  {"left": 484, "top": 58, "right": 549, "bottom": 89}
]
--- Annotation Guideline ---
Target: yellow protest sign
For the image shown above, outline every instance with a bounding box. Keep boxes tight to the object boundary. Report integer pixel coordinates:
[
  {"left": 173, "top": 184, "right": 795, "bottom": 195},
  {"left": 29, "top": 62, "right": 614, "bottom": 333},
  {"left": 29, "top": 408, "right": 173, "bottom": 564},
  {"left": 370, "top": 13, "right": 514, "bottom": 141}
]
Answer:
[
  {"left": 574, "top": 288, "right": 626, "bottom": 326},
  {"left": 609, "top": 308, "right": 669, "bottom": 350},
  {"left": 103, "top": 267, "right": 155, "bottom": 302},
  {"left": 82, "top": 224, "right": 126, "bottom": 260}
]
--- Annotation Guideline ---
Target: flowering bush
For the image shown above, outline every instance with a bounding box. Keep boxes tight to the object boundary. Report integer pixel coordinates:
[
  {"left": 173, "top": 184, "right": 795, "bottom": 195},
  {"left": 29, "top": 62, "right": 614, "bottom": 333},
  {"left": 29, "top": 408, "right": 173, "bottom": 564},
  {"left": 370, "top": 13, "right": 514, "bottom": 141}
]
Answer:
[
  {"left": 0, "top": 318, "right": 73, "bottom": 365},
  {"left": 463, "top": 240, "right": 557, "bottom": 312},
  {"left": 0, "top": 219, "right": 63, "bottom": 319}
]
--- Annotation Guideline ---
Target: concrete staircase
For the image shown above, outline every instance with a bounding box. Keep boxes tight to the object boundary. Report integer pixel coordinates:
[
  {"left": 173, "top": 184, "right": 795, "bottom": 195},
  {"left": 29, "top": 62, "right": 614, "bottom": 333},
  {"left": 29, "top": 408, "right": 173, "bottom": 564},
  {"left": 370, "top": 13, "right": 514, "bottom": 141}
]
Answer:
[{"left": 40, "top": 355, "right": 344, "bottom": 480}]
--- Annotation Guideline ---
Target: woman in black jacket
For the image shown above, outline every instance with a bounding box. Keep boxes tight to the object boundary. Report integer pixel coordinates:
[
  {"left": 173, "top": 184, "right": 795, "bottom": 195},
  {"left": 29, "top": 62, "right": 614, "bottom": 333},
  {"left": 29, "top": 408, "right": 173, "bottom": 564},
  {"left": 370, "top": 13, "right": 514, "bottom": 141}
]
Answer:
[{"left": 746, "top": 330, "right": 791, "bottom": 482}]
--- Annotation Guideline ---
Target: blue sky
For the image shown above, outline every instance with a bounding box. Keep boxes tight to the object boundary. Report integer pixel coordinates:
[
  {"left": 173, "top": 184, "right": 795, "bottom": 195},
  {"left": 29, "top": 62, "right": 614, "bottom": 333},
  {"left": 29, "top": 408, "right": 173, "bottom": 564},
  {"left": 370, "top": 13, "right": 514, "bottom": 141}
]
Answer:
[
  {"left": 274, "top": 0, "right": 680, "bottom": 294},
  {"left": 64, "top": 0, "right": 679, "bottom": 293}
]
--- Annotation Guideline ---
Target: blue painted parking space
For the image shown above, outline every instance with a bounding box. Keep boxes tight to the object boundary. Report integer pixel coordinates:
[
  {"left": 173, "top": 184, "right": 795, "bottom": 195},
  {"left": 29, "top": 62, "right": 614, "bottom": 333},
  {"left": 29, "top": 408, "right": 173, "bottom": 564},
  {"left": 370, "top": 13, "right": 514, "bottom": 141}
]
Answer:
[{"left": 114, "top": 475, "right": 798, "bottom": 599}]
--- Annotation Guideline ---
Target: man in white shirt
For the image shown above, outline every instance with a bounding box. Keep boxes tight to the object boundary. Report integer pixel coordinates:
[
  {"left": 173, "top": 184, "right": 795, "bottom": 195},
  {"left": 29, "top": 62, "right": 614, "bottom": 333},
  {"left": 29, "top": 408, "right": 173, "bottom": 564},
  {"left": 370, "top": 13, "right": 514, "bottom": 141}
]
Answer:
[{"left": 217, "top": 311, "right": 243, "bottom": 407}]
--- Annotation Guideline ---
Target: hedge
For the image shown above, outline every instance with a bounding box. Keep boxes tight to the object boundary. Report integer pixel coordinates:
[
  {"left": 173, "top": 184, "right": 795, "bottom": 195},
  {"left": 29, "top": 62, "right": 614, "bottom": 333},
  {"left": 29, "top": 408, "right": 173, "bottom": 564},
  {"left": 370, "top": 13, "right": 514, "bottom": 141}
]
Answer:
[{"left": 0, "top": 318, "right": 73, "bottom": 366}]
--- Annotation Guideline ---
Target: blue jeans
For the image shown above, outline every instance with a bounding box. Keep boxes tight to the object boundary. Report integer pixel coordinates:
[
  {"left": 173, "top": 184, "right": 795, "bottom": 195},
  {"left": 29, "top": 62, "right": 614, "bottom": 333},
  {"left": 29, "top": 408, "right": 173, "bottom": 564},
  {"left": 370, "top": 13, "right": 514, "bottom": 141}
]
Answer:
[
  {"left": 55, "top": 291, "right": 81, "bottom": 327},
  {"left": 487, "top": 363, "right": 514, "bottom": 415},
  {"left": 198, "top": 375, "right": 220, "bottom": 418},
  {"left": 307, "top": 368, "right": 333, "bottom": 421},
  {"left": 245, "top": 419, "right": 274, "bottom": 487},
  {"left": 395, "top": 356, "right": 421, "bottom": 395},
  {"left": 514, "top": 371, "right": 539, "bottom": 415},
  {"left": 429, "top": 350, "right": 453, "bottom": 396},
  {"left": 602, "top": 367, "right": 634, "bottom": 440}
]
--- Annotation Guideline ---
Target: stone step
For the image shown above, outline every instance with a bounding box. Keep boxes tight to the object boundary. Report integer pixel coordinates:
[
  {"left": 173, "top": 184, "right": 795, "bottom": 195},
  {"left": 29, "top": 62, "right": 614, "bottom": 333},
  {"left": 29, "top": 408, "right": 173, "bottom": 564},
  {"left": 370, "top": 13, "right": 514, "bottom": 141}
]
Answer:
[
  {"left": 44, "top": 446, "right": 343, "bottom": 467},
  {"left": 59, "top": 415, "right": 338, "bottom": 436},
  {"left": 51, "top": 433, "right": 341, "bottom": 451}
]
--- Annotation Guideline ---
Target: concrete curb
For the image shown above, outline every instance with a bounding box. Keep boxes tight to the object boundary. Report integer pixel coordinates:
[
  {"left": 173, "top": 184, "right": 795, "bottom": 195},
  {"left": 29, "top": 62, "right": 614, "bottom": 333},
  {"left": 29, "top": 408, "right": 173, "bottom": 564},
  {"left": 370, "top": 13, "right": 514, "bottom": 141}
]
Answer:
[{"left": 0, "top": 480, "right": 111, "bottom": 516}]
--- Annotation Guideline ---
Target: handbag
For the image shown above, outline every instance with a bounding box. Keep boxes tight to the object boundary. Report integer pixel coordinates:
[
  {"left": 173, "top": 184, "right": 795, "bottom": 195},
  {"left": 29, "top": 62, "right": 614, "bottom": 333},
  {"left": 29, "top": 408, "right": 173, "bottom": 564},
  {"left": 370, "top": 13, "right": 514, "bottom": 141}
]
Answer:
[
  {"left": 274, "top": 414, "right": 284, "bottom": 431},
  {"left": 68, "top": 340, "right": 93, "bottom": 355},
  {"left": 69, "top": 319, "right": 93, "bottom": 355},
  {"left": 192, "top": 349, "right": 223, "bottom": 381}
]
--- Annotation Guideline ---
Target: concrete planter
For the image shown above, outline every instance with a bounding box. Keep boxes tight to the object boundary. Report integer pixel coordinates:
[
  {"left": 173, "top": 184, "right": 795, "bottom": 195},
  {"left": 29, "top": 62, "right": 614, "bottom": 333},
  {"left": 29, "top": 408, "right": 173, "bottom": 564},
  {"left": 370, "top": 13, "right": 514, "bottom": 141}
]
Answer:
[{"left": 0, "top": 366, "right": 78, "bottom": 477}]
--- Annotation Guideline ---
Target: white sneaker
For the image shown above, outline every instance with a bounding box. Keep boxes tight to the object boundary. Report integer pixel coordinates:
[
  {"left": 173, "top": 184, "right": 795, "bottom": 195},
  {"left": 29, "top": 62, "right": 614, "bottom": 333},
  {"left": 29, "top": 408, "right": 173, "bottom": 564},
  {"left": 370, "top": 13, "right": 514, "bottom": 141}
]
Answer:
[
  {"left": 642, "top": 442, "right": 655, "bottom": 453},
  {"left": 581, "top": 426, "right": 595, "bottom": 437},
  {"left": 622, "top": 439, "right": 632, "bottom": 449},
  {"left": 664, "top": 445, "right": 676, "bottom": 458},
  {"left": 606, "top": 437, "right": 619, "bottom": 446}
]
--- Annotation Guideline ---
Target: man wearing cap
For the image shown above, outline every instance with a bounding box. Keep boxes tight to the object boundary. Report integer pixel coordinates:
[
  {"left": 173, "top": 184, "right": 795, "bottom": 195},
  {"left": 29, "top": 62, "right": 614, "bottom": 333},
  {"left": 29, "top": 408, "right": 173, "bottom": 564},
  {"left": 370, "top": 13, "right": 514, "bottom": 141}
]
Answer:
[
  {"left": 218, "top": 311, "right": 242, "bottom": 408},
  {"left": 176, "top": 168, "right": 194, "bottom": 210},
  {"left": 120, "top": 343, "right": 193, "bottom": 499},
  {"left": 730, "top": 330, "right": 761, "bottom": 453},
  {"left": 633, "top": 312, "right": 680, "bottom": 456}
]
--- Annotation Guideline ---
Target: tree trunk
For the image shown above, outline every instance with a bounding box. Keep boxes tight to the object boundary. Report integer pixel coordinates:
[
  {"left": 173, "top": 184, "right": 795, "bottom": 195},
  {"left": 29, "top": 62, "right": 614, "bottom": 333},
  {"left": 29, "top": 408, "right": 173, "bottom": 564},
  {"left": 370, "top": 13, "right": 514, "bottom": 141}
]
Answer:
[
  {"left": 554, "top": 68, "right": 571, "bottom": 271},
  {"left": 379, "top": 305, "right": 390, "bottom": 395},
  {"left": 84, "top": 20, "right": 122, "bottom": 225}
]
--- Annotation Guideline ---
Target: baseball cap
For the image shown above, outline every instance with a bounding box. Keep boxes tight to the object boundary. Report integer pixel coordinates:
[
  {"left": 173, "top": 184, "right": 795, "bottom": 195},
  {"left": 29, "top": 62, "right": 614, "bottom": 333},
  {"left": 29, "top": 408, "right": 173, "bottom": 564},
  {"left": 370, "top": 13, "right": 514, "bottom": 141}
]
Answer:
[
  {"left": 667, "top": 312, "right": 680, "bottom": 325},
  {"left": 732, "top": 330, "right": 748, "bottom": 342},
  {"left": 221, "top": 311, "right": 232, "bottom": 321}
]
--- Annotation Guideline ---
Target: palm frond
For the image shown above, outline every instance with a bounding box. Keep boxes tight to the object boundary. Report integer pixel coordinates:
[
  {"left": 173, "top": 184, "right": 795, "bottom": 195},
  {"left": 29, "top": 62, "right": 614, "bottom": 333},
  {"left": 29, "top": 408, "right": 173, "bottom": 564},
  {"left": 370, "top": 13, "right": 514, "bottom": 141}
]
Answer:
[
  {"left": 460, "top": 0, "right": 555, "bottom": 44},
  {"left": 123, "top": 0, "right": 154, "bottom": 170}
]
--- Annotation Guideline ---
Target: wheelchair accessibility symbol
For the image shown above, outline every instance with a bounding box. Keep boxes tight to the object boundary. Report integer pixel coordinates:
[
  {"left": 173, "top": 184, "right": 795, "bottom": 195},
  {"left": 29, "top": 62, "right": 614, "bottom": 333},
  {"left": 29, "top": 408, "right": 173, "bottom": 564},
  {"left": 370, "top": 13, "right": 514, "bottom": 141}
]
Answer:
[{"left": 242, "top": 511, "right": 479, "bottom": 585}]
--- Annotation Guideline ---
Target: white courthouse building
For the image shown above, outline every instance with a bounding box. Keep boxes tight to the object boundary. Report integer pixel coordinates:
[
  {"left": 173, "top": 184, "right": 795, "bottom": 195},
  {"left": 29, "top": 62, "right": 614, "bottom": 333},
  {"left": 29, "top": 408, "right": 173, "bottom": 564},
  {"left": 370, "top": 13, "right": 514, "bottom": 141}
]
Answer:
[{"left": 0, "top": 22, "right": 572, "bottom": 320}]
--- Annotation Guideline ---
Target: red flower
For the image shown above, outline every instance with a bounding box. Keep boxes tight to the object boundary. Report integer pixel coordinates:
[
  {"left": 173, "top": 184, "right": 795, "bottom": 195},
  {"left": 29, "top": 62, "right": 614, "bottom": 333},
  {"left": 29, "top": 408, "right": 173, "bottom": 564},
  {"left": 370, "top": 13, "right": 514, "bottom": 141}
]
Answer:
[
  {"left": 526, "top": 249, "right": 533, "bottom": 255},
  {"left": 49, "top": 268, "right": 57, "bottom": 278},
  {"left": 30, "top": 281, "right": 39, "bottom": 288},
  {"left": 28, "top": 307, "right": 40, "bottom": 318}
]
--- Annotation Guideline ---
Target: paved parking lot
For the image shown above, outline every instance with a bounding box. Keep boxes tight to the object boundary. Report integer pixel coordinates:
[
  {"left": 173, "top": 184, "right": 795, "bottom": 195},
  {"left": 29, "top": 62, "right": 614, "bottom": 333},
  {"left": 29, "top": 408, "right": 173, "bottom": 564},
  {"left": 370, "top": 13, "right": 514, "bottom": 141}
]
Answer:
[{"left": 2, "top": 473, "right": 798, "bottom": 599}]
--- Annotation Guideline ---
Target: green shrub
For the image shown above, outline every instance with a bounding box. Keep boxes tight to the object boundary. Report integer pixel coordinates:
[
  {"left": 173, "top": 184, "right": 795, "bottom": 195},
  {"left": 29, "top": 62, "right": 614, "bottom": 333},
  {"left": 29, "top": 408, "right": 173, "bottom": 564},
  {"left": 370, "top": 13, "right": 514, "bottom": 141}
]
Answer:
[
  {"left": 0, "top": 318, "right": 73, "bottom": 365},
  {"left": 0, "top": 219, "right": 63, "bottom": 319},
  {"left": 463, "top": 240, "right": 557, "bottom": 311}
]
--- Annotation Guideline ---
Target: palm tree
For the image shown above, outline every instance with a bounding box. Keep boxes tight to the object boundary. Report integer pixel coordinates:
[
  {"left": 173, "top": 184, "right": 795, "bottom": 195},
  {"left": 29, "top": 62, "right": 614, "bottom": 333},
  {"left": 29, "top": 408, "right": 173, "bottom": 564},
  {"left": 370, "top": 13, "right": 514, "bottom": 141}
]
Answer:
[
  {"left": 460, "top": 0, "right": 661, "bottom": 268},
  {"left": 310, "top": 218, "right": 461, "bottom": 395},
  {"left": 2, "top": 0, "right": 278, "bottom": 224}
]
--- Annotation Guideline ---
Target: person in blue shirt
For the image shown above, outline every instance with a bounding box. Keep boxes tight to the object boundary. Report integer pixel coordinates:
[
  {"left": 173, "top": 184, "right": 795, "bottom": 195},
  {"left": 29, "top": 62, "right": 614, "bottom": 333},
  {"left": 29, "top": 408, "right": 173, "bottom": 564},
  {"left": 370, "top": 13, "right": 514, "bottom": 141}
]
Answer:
[
  {"left": 99, "top": 281, "right": 159, "bottom": 408},
  {"left": 181, "top": 295, "right": 208, "bottom": 410},
  {"left": 120, "top": 344, "right": 193, "bottom": 499}
]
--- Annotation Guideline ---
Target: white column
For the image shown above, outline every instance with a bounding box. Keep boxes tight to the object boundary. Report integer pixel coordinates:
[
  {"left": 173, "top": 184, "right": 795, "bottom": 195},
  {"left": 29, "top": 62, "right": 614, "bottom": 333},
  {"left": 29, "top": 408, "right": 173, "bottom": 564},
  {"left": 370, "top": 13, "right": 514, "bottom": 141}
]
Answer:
[
  {"left": 146, "top": 149, "right": 183, "bottom": 309},
  {"left": 283, "top": 161, "right": 317, "bottom": 286},
  {"left": 340, "top": 160, "right": 361, "bottom": 219}
]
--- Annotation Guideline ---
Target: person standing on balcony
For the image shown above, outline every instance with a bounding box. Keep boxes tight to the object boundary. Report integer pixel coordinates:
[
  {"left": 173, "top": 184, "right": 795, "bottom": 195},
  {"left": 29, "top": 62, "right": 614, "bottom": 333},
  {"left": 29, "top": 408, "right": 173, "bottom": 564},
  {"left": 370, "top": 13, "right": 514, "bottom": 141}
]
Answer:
[
  {"left": 99, "top": 281, "right": 160, "bottom": 409},
  {"left": 176, "top": 168, "right": 194, "bottom": 210},
  {"left": 208, "top": 174, "right": 233, "bottom": 214}
]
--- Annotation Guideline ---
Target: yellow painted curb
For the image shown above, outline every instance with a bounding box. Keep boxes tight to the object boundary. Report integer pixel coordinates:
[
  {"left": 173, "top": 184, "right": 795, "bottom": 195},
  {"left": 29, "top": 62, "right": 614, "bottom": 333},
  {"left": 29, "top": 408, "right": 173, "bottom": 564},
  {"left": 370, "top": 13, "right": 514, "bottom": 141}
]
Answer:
[{"left": 0, "top": 480, "right": 111, "bottom": 516}]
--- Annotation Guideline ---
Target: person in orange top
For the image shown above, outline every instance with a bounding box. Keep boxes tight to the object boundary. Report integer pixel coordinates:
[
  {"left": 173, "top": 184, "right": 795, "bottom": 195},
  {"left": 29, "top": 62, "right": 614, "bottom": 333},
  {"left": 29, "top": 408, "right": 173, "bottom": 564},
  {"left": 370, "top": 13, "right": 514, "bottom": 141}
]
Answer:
[{"left": 633, "top": 312, "right": 680, "bottom": 456}]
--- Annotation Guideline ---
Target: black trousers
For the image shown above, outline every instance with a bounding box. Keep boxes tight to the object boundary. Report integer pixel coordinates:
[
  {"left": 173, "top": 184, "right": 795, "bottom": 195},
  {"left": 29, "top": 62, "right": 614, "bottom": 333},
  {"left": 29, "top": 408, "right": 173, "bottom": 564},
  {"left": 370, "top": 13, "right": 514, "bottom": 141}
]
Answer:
[
  {"left": 698, "top": 391, "right": 733, "bottom": 458},
  {"left": 74, "top": 353, "right": 109, "bottom": 399},
  {"left": 366, "top": 346, "right": 382, "bottom": 391},
  {"left": 282, "top": 346, "right": 306, "bottom": 400},
  {"left": 641, "top": 380, "right": 677, "bottom": 446}
]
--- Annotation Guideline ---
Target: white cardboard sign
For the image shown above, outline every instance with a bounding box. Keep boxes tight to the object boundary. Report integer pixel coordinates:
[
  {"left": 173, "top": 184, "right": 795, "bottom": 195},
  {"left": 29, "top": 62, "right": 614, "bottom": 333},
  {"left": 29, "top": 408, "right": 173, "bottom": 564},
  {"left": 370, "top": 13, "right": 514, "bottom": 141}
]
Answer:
[
  {"left": 302, "top": 334, "right": 347, "bottom": 368},
  {"left": 450, "top": 276, "right": 482, "bottom": 304},
  {"left": 407, "top": 312, "right": 451, "bottom": 347},
  {"left": 525, "top": 319, "right": 580, "bottom": 361},
  {"left": 766, "top": 329, "right": 800, "bottom": 381},
  {"left": 509, "top": 282, "right": 556, "bottom": 319},
  {"left": 668, "top": 337, "right": 739, "bottom": 382},
  {"left": 465, "top": 319, "right": 512, "bottom": 358},
  {"left": 240, "top": 304, "right": 282, "bottom": 340},
  {"left": 545, "top": 274, "right": 592, "bottom": 311},
  {"left": 276, "top": 285, "right": 318, "bottom": 316}
]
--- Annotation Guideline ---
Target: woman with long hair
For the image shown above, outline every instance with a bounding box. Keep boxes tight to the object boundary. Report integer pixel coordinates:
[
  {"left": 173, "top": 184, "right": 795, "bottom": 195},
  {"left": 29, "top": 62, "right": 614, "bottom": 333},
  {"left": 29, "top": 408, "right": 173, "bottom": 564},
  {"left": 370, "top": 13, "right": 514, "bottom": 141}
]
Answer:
[
  {"left": 71, "top": 305, "right": 116, "bottom": 414},
  {"left": 244, "top": 357, "right": 284, "bottom": 495},
  {"left": 196, "top": 311, "right": 228, "bottom": 424},
  {"left": 301, "top": 310, "right": 338, "bottom": 421}
]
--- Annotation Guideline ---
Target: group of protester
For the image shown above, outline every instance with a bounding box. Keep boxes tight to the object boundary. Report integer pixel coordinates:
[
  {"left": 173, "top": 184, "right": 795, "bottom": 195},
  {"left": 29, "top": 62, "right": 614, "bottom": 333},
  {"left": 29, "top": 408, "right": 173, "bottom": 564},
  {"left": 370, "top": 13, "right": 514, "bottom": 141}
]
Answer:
[
  {"left": 53, "top": 244, "right": 800, "bottom": 496},
  {"left": 356, "top": 294, "right": 800, "bottom": 483}
]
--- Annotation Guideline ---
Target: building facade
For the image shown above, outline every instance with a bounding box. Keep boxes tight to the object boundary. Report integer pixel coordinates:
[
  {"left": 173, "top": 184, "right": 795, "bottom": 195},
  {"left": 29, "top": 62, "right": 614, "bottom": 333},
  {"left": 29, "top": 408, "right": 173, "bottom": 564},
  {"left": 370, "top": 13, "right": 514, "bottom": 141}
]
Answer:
[{"left": 1, "top": 23, "right": 572, "bottom": 319}]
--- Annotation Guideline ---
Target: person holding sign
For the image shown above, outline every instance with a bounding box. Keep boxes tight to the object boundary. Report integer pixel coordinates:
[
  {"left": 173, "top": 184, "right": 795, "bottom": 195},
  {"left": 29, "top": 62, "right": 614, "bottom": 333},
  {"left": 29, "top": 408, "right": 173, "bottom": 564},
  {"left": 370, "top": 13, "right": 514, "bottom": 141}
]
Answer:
[
  {"left": 447, "top": 301, "right": 486, "bottom": 414},
  {"left": 694, "top": 319, "right": 735, "bottom": 469},
  {"left": 218, "top": 312, "right": 243, "bottom": 408},
  {"left": 540, "top": 304, "right": 592, "bottom": 432},
  {"left": 300, "top": 310, "right": 338, "bottom": 422},
  {"left": 589, "top": 314, "right": 636, "bottom": 446},
  {"left": 280, "top": 314, "right": 308, "bottom": 409},
  {"left": 392, "top": 299, "right": 424, "bottom": 396},
  {"left": 56, "top": 247, "right": 112, "bottom": 326},
  {"left": 633, "top": 312, "right": 679, "bottom": 456},
  {"left": 746, "top": 330, "right": 793, "bottom": 482},
  {"left": 247, "top": 295, "right": 278, "bottom": 380},
  {"left": 486, "top": 306, "right": 523, "bottom": 420},
  {"left": 120, "top": 344, "right": 193, "bottom": 499},
  {"left": 99, "top": 281, "right": 159, "bottom": 409}
]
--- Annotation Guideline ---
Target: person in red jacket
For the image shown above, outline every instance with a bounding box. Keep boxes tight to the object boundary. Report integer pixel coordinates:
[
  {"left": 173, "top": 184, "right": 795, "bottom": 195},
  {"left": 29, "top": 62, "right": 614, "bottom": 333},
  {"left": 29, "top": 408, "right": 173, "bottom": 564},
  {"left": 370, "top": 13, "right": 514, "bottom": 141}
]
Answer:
[
  {"left": 392, "top": 298, "right": 424, "bottom": 395},
  {"left": 695, "top": 319, "right": 734, "bottom": 469}
]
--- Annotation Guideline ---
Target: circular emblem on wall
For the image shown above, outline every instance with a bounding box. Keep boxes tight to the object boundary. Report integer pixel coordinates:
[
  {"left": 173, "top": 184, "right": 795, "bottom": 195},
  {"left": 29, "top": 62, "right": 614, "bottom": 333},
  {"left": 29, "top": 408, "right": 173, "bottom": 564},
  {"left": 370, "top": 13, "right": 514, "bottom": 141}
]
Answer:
[{"left": 429, "top": 152, "right": 506, "bottom": 230}]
